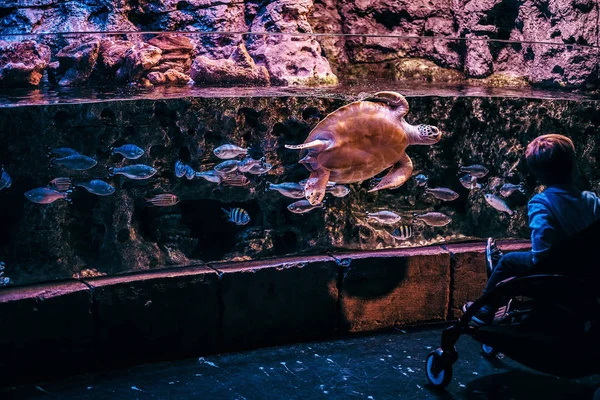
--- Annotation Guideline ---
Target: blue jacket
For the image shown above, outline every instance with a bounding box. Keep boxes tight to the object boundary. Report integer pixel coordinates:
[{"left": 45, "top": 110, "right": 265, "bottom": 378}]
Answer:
[{"left": 528, "top": 185, "right": 600, "bottom": 264}]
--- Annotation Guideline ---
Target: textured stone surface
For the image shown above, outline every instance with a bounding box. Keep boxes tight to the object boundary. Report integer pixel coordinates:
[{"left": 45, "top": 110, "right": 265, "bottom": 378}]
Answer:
[
  {"left": 191, "top": 43, "right": 270, "bottom": 85},
  {"left": 0, "top": 95, "right": 599, "bottom": 284},
  {"left": 147, "top": 69, "right": 192, "bottom": 85},
  {"left": 246, "top": 0, "right": 338, "bottom": 85},
  {"left": 0, "top": 40, "right": 51, "bottom": 87},
  {"left": 89, "top": 266, "right": 219, "bottom": 366},
  {"left": 214, "top": 255, "right": 339, "bottom": 351},
  {"left": 445, "top": 240, "right": 531, "bottom": 319},
  {"left": 50, "top": 38, "right": 100, "bottom": 86},
  {"left": 0, "top": 281, "right": 93, "bottom": 385},
  {"left": 116, "top": 43, "right": 163, "bottom": 83},
  {"left": 1, "top": 0, "right": 598, "bottom": 88},
  {"left": 337, "top": 247, "right": 451, "bottom": 333}
]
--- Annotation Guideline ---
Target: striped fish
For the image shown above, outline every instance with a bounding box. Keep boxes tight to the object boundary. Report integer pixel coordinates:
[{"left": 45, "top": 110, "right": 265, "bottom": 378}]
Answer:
[
  {"left": 391, "top": 225, "right": 413, "bottom": 240},
  {"left": 222, "top": 207, "right": 250, "bottom": 225},
  {"left": 221, "top": 174, "right": 250, "bottom": 187},
  {"left": 146, "top": 194, "right": 180, "bottom": 207},
  {"left": 49, "top": 177, "right": 72, "bottom": 192}
]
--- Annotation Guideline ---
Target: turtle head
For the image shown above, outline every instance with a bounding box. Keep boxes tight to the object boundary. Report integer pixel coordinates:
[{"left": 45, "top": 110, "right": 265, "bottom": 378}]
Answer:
[{"left": 415, "top": 124, "right": 442, "bottom": 144}]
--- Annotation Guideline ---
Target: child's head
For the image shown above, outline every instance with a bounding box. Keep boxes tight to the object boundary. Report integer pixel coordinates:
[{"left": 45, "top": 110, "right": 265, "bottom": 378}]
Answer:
[{"left": 526, "top": 134, "right": 575, "bottom": 185}]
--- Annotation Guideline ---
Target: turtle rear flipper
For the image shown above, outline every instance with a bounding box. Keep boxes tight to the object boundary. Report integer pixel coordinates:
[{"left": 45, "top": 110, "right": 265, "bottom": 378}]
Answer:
[
  {"left": 368, "top": 153, "right": 413, "bottom": 192},
  {"left": 361, "top": 91, "right": 409, "bottom": 117},
  {"left": 304, "top": 169, "right": 331, "bottom": 205}
]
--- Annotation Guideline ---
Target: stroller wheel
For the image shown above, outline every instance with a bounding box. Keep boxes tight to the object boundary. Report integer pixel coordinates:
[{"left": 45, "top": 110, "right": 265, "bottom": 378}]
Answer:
[
  {"left": 480, "top": 343, "right": 499, "bottom": 359},
  {"left": 425, "top": 349, "right": 453, "bottom": 389}
]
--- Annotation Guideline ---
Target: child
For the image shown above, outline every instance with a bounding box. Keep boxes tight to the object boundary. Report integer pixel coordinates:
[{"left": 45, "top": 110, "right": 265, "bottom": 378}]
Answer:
[{"left": 468, "top": 134, "right": 600, "bottom": 326}]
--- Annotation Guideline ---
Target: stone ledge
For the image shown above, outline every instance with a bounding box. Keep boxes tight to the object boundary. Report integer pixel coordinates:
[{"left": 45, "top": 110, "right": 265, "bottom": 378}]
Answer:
[
  {"left": 335, "top": 246, "right": 452, "bottom": 333},
  {"left": 210, "top": 255, "right": 340, "bottom": 352},
  {"left": 445, "top": 240, "right": 531, "bottom": 319},
  {"left": 0, "top": 242, "right": 532, "bottom": 385},
  {"left": 0, "top": 281, "right": 94, "bottom": 386},
  {"left": 85, "top": 265, "right": 219, "bottom": 368}
]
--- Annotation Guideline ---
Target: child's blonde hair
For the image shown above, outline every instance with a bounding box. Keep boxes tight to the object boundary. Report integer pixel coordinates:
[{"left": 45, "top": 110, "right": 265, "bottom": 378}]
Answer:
[{"left": 526, "top": 134, "right": 575, "bottom": 185}]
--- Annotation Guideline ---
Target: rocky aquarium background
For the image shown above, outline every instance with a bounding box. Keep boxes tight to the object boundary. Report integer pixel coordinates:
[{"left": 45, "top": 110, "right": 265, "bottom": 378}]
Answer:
[{"left": 0, "top": 94, "right": 599, "bottom": 285}]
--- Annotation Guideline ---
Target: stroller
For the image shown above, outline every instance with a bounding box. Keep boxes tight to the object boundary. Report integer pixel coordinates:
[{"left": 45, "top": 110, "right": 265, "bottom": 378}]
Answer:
[{"left": 425, "top": 220, "right": 600, "bottom": 394}]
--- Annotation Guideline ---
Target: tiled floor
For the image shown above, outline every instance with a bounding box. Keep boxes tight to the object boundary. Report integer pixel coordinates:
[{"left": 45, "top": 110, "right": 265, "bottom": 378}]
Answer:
[{"left": 3, "top": 326, "right": 599, "bottom": 399}]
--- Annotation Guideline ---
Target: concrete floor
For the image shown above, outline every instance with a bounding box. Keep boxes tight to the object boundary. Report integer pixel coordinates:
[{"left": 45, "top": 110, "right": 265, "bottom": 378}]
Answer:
[{"left": 3, "top": 326, "right": 599, "bottom": 400}]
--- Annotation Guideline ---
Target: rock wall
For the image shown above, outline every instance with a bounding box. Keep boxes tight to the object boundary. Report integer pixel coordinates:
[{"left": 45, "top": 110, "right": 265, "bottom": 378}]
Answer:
[
  {"left": 0, "top": 94, "right": 599, "bottom": 285},
  {"left": 1, "top": 0, "right": 598, "bottom": 89}
]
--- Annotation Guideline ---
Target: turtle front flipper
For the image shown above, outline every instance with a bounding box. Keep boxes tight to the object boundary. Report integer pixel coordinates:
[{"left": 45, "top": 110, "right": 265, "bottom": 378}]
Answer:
[
  {"left": 304, "top": 169, "right": 331, "bottom": 205},
  {"left": 362, "top": 91, "right": 409, "bottom": 118},
  {"left": 368, "top": 153, "right": 413, "bottom": 192}
]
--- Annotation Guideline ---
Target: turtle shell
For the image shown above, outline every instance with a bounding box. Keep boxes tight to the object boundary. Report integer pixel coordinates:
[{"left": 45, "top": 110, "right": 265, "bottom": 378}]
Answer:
[{"left": 300, "top": 101, "right": 409, "bottom": 183}]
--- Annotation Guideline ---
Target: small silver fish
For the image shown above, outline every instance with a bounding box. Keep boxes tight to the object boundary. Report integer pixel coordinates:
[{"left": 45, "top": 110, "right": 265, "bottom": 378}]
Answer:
[
  {"left": 459, "top": 174, "right": 482, "bottom": 190},
  {"left": 0, "top": 261, "right": 4, "bottom": 271},
  {"left": 75, "top": 180, "right": 115, "bottom": 196},
  {"left": 366, "top": 211, "right": 402, "bottom": 225},
  {"left": 0, "top": 276, "right": 9, "bottom": 287},
  {"left": 326, "top": 185, "right": 350, "bottom": 198},
  {"left": 49, "top": 177, "right": 72, "bottom": 192},
  {"left": 214, "top": 144, "right": 248, "bottom": 159},
  {"left": 499, "top": 183, "right": 526, "bottom": 197},
  {"left": 51, "top": 154, "right": 97, "bottom": 171},
  {"left": 268, "top": 182, "right": 305, "bottom": 199},
  {"left": 238, "top": 157, "right": 265, "bottom": 173},
  {"left": 287, "top": 200, "right": 325, "bottom": 214},
  {"left": 414, "top": 174, "right": 428, "bottom": 187},
  {"left": 299, "top": 179, "right": 336, "bottom": 188},
  {"left": 147, "top": 193, "right": 180, "bottom": 207},
  {"left": 485, "top": 194, "right": 514, "bottom": 215},
  {"left": 195, "top": 170, "right": 221, "bottom": 183},
  {"left": 413, "top": 212, "right": 452, "bottom": 226},
  {"left": 214, "top": 160, "right": 239, "bottom": 174},
  {"left": 221, "top": 174, "right": 250, "bottom": 187},
  {"left": 458, "top": 164, "right": 489, "bottom": 178},
  {"left": 222, "top": 207, "right": 250, "bottom": 225},
  {"left": 175, "top": 160, "right": 186, "bottom": 178},
  {"left": 49, "top": 147, "right": 80, "bottom": 157},
  {"left": 25, "top": 187, "right": 72, "bottom": 204},
  {"left": 247, "top": 161, "right": 273, "bottom": 175},
  {"left": 391, "top": 225, "right": 414, "bottom": 240},
  {"left": 0, "top": 168, "right": 12, "bottom": 191},
  {"left": 109, "top": 164, "right": 157, "bottom": 180},
  {"left": 111, "top": 144, "right": 144, "bottom": 160},
  {"left": 425, "top": 187, "right": 459, "bottom": 201},
  {"left": 184, "top": 165, "right": 195, "bottom": 180}
]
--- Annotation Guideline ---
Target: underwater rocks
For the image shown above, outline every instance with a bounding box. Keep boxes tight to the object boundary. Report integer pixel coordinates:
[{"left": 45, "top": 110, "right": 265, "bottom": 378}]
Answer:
[
  {"left": 0, "top": 40, "right": 51, "bottom": 87},
  {"left": 191, "top": 43, "right": 270, "bottom": 85},
  {"left": 1, "top": 95, "right": 599, "bottom": 285},
  {"left": 49, "top": 39, "right": 100, "bottom": 86}
]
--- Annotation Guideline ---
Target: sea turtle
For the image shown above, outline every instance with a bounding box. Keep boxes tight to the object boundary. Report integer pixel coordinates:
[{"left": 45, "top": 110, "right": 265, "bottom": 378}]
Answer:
[{"left": 285, "top": 91, "right": 442, "bottom": 205}]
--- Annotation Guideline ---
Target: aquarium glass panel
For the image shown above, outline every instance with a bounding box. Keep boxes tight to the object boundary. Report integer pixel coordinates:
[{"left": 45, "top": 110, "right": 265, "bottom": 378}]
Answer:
[{"left": 0, "top": 32, "right": 599, "bottom": 286}]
